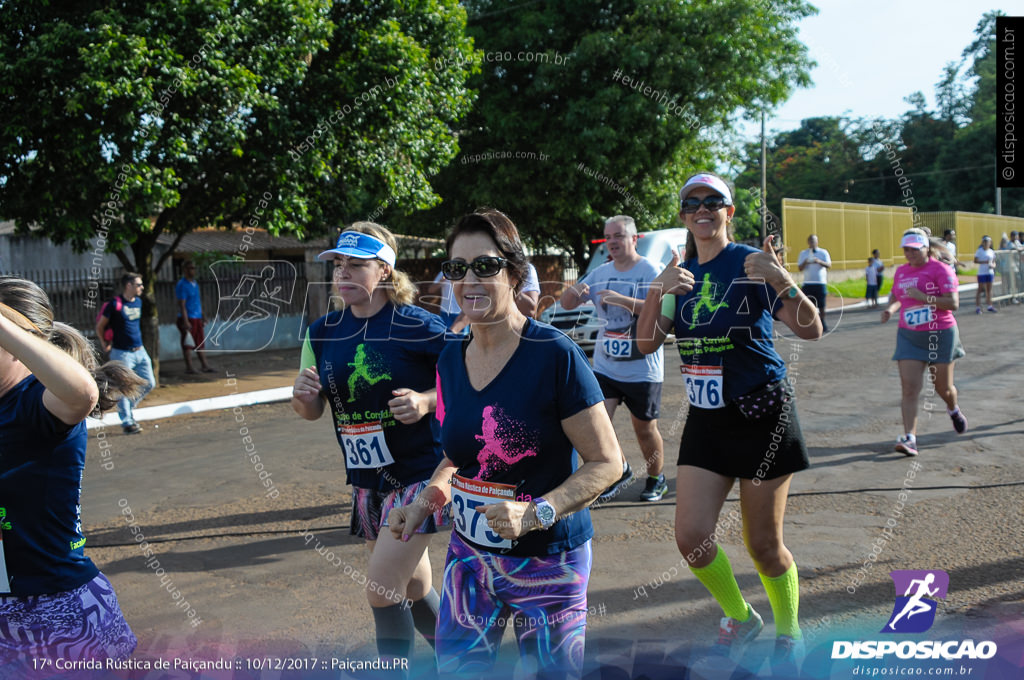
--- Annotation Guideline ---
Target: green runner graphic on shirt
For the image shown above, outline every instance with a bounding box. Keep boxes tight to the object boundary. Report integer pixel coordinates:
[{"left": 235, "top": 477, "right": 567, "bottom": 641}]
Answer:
[
  {"left": 0, "top": 507, "right": 12, "bottom": 593},
  {"left": 347, "top": 343, "right": 391, "bottom": 403},
  {"left": 688, "top": 273, "right": 730, "bottom": 329}
]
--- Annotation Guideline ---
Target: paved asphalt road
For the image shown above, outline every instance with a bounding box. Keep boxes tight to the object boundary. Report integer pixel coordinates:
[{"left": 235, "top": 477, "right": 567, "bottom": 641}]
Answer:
[{"left": 77, "top": 303, "right": 1024, "bottom": 678}]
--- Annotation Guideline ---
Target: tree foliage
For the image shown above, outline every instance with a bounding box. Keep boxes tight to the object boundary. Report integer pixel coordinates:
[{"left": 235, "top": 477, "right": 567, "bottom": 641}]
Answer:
[
  {"left": 389, "top": 0, "right": 816, "bottom": 266},
  {"left": 0, "top": 0, "right": 476, "bottom": 366}
]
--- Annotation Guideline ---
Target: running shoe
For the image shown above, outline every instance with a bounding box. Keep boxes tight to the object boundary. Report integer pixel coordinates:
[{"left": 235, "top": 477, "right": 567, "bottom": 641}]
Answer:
[
  {"left": 987, "top": 305, "right": 998, "bottom": 313},
  {"left": 894, "top": 435, "right": 918, "bottom": 456},
  {"left": 597, "top": 462, "right": 634, "bottom": 501},
  {"left": 639, "top": 474, "right": 668, "bottom": 502},
  {"left": 123, "top": 422, "right": 142, "bottom": 435},
  {"left": 689, "top": 605, "right": 764, "bottom": 680},
  {"left": 950, "top": 409, "right": 968, "bottom": 434},
  {"left": 771, "top": 635, "right": 804, "bottom": 678},
  {"left": 975, "top": 307, "right": 982, "bottom": 314},
  {"left": 710, "top": 603, "right": 764, "bottom": 659}
]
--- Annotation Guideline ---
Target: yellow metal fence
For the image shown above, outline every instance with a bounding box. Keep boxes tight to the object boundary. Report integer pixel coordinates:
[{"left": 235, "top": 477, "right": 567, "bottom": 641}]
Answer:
[{"left": 781, "top": 199, "right": 1024, "bottom": 273}]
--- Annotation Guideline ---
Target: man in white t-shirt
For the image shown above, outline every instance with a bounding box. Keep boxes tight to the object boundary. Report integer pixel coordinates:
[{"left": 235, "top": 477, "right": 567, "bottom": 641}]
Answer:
[
  {"left": 427, "top": 271, "right": 465, "bottom": 331},
  {"left": 939, "top": 229, "right": 966, "bottom": 271},
  {"left": 516, "top": 262, "right": 541, "bottom": 318},
  {"left": 797, "top": 234, "right": 832, "bottom": 332},
  {"left": 974, "top": 235, "right": 998, "bottom": 313},
  {"left": 561, "top": 215, "right": 667, "bottom": 502}
]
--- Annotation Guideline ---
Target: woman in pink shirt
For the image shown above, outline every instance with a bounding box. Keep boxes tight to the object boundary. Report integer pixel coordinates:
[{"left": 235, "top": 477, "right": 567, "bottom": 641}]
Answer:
[{"left": 880, "top": 229, "right": 968, "bottom": 456}]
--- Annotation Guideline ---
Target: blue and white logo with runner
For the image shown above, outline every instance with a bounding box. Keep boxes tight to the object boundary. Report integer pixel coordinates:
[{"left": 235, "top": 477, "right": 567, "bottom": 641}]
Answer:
[{"left": 882, "top": 569, "right": 949, "bottom": 634}]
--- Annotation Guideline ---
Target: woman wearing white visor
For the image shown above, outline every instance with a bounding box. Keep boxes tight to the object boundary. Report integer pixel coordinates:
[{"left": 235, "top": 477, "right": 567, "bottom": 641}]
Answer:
[
  {"left": 292, "top": 223, "right": 450, "bottom": 667},
  {"left": 881, "top": 228, "right": 967, "bottom": 456}
]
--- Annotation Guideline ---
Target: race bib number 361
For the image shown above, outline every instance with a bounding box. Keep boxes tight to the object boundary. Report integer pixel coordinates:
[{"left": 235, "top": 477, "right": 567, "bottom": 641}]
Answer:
[
  {"left": 451, "top": 474, "right": 515, "bottom": 549},
  {"left": 341, "top": 421, "right": 395, "bottom": 469},
  {"left": 681, "top": 364, "right": 724, "bottom": 409}
]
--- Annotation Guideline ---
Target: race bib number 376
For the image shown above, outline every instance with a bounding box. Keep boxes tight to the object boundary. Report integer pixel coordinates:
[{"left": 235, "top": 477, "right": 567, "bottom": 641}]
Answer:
[{"left": 681, "top": 364, "right": 725, "bottom": 409}]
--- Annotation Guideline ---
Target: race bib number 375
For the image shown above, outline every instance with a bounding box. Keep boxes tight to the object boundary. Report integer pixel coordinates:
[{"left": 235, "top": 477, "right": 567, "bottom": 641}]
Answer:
[{"left": 450, "top": 474, "right": 515, "bottom": 550}]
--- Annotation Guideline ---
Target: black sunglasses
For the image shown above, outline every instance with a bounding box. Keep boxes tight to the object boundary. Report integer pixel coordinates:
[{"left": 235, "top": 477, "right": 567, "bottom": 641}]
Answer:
[
  {"left": 681, "top": 196, "right": 728, "bottom": 213},
  {"left": 441, "top": 256, "right": 510, "bottom": 280}
]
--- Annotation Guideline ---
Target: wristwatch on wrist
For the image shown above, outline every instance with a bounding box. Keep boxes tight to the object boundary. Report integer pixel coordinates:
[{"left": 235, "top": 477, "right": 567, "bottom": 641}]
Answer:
[
  {"left": 778, "top": 283, "right": 798, "bottom": 298},
  {"left": 533, "top": 498, "right": 556, "bottom": 530}
]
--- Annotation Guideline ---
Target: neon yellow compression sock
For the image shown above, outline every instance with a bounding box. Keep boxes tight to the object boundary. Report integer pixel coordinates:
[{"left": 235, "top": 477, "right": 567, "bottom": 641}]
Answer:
[
  {"left": 759, "top": 562, "right": 801, "bottom": 639},
  {"left": 689, "top": 545, "right": 750, "bottom": 621}
]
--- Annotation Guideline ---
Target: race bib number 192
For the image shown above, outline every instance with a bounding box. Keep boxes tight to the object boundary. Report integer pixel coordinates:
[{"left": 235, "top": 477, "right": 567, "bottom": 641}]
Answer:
[
  {"left": 601, "top": 330, "right": 633, "bottom": 359},
  {"left": 680, "top": 364, "right": 725, "bottom": 409}
]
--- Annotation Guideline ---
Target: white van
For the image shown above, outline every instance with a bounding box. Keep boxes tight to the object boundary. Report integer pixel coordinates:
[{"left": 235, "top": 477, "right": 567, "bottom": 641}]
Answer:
[{"left": 540, "top": 227, "right": 688, "bottom": 348}]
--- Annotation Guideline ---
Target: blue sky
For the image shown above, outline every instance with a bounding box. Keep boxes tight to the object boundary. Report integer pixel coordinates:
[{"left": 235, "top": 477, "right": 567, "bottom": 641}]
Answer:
[{"left": 740, "top": 2, "right": 1017, "bottom": 140}]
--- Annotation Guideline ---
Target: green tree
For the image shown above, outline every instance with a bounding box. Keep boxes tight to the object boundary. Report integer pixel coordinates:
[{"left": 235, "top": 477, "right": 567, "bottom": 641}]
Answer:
[
  {"left": 735, "top": 116, "right": 882, "bottom": 221},
  {"left": 0, "top": 1, "right": 475, "bottom": 374},
  {"left": 390, "top": 0, "right": 815, "bottom": 268},
  {"left": 932, "top": 11, "right": 1024, "bottom": 215}
]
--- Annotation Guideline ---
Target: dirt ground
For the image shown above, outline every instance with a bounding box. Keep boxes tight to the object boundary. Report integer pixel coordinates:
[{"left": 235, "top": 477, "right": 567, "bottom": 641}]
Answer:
[{"left": 70, "top": 299, "right": 1024, "bottom": 679}]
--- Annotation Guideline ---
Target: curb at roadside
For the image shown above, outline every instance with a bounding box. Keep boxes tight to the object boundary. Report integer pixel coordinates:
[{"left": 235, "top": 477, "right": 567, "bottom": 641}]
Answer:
[{"left": 85, "top": 386, "right": 292, "bottom": 430}]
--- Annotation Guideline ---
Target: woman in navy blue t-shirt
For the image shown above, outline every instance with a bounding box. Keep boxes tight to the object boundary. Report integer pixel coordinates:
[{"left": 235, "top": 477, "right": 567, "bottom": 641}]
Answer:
[
  {"left": 389, "top": 210, "right": 622, "bottom": 679},
  {"left": 637, "top": 173, "right": 822, "bottom": 674},
  {"left": 0, "top": 277, "right": 145, "bottom": 668},
  {"left": 292, "top": 223, "right": 450, "bottom": 663}
]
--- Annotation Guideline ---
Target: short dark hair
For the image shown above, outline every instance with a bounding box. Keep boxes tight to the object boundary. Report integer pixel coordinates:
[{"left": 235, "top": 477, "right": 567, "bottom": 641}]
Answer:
[
  {"left": 943, "top": 229, "right": 955, "bottom": 239},
  {"left": 120, "top": 272, "right": 142, "bottom": 288},
  {"left": 446, "top": 209, "right": 529, "bottom": 295}
]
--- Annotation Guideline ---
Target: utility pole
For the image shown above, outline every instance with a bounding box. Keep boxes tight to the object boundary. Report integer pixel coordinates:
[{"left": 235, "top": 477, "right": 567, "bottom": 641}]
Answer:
[
  {"left": 996, "top": 163, "right": 1002, "bottom": 214},
  {"left": 761, "top": 110, "right": 768, "bottom": 241}
]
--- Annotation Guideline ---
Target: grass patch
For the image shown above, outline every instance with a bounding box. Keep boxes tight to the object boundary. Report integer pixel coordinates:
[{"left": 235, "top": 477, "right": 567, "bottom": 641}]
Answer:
[
  {"left": 828, "top": 266, "right": 978, "bottom": 303},
  {"left": 829, "top": 277, "right": 892, "bottom": 302}
]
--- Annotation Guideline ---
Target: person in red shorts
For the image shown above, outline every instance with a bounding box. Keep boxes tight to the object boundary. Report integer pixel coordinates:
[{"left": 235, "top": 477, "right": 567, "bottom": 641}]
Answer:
[{"left": 175, "top": 261, "right": 214, "bottom": 373}]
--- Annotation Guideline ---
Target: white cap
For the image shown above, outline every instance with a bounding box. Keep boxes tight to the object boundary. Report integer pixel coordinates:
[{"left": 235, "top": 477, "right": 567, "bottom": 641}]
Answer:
[
  {"left": 679, "top": 174, "right": 733, "bottom": 205},
  {"left": 900, "top": 232, "right": 929, "bottom": 250}
]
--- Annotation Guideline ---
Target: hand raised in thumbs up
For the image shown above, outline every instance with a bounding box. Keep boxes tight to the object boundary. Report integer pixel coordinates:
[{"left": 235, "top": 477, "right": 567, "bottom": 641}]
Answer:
[
  {"left": 744, "top": 236, "right": 793, "bottom": 294},
  {"left": 651, "top": 249, "right": 695, "bottom": 297}
]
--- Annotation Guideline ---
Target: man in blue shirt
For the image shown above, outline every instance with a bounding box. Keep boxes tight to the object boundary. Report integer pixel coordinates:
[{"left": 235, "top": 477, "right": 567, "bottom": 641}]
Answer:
[
  {"left": 175, "top": 261, "right": 213, "bottom": 374},
  {"left": 95, "top": 273, "right": 155, "bottom": 434}
]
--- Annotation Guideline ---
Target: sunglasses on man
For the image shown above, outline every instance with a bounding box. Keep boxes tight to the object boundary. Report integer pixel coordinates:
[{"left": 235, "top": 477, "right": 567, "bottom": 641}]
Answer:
[
  {"left": 680, "top": 196, "right": 728, "bottom": 213},
  {"left": 441, "top": 256, "right": 510, "bottom": 280}
]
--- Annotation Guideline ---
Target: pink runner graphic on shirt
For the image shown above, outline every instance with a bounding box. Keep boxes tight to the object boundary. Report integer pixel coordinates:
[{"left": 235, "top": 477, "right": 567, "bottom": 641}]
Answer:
[{"left": 474, "top": 405, "right": 538, "bottom": 479}]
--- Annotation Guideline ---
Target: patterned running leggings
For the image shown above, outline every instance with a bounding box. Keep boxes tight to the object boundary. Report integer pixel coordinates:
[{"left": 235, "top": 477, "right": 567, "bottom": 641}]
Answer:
[
  {"left": 436, "top": 532, "right": 591, "bottom": 679},
  {"left": 0, "top": 572, "right": 136, "bottom": 667}
]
